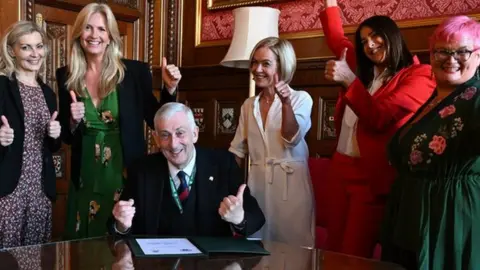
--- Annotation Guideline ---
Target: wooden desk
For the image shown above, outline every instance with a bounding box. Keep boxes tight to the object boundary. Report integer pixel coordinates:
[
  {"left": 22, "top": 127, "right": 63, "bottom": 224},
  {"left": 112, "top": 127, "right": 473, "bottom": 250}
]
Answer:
[{"left": 0, "top": 237, "right": 404, "bottom": 269}]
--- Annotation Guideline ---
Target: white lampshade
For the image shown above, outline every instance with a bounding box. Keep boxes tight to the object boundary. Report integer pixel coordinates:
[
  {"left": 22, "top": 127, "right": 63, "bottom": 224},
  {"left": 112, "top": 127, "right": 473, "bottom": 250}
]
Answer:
[{"left": 220, "top": 7, "right": 280, "bottom": 68}]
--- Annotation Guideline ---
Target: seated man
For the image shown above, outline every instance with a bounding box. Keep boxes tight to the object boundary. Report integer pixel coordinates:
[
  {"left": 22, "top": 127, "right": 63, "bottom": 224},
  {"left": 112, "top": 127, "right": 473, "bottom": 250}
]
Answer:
[{"left": 111, "top": 102, "right": 265, "bottom": 237}]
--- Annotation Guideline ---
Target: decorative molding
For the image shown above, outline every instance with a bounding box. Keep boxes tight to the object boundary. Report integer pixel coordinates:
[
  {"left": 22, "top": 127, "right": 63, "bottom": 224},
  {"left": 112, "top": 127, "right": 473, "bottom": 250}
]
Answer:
[
  {"left": 317, "top": 97, "right": 336, "bottom": 140},
  {"left": 26, "top": 0, "right": 34, "bottom": 21},
  {"left": 207, "top": 0, "right": 284, "bottom": 10},
  {"left": 111, "top": 0, "right": 138, "bottom": 9},
  {"left": 45, "top": 23, "right": 67, "bottom": 93},
  {"left": 53, "top": 151, "right": 66, "bottom": 178},
  {"left": 147, "top": 0, "right": 155, "bottom": 67},
  {"left": 146, "top": 0, "right": 156, "bottom": 154},
  {"left": 166, "top": 0, "right": 178, "bottom": 64}
]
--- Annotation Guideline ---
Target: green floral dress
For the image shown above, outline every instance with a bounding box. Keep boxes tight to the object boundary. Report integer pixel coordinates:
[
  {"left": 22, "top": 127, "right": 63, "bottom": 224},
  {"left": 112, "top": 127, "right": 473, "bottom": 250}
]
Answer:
[
  {"left": 382, "top": 77, "right": 480, "bottom": 270},
  {"left": 64, "top": 88, "right": 124, "bottom": 239}
]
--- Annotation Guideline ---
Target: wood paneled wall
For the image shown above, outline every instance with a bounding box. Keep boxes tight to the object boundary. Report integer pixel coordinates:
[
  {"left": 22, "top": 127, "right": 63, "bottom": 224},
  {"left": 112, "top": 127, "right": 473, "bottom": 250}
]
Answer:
[{"left": 169, "top": 0, "right": 438, "bottom": 157}]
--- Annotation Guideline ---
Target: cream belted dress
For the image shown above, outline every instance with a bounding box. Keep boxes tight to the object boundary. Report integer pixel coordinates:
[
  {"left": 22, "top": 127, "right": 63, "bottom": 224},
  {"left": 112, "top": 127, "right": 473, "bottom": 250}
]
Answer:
[{"left": 229, "top": 87, "right": 315, "bottom": 248}]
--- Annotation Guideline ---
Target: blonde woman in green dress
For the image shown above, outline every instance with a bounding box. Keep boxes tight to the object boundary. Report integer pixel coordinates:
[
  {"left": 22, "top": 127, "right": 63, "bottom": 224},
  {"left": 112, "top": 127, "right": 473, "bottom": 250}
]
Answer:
[{"left": 57, "top": 3, "right": 181, "bottom": 239}]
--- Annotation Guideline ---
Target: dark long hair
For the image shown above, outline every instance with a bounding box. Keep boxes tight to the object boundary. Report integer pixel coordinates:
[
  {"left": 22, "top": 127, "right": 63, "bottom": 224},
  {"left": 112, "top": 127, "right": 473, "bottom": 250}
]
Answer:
[{"left": 355, "top": 16, "right": 414, "bottom": 87}]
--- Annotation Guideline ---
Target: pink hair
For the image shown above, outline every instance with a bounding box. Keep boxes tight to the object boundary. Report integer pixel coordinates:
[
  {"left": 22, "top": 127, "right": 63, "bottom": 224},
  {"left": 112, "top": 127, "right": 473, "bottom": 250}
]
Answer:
[{"left": 429, "top": 16, "right": 480, "bottom": 50}]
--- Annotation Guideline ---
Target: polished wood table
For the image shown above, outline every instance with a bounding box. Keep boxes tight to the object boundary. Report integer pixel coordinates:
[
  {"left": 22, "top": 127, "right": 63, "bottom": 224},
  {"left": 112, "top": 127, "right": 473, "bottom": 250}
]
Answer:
[{"left": 0, "top": 237, "right": 404, "bottom": 269}]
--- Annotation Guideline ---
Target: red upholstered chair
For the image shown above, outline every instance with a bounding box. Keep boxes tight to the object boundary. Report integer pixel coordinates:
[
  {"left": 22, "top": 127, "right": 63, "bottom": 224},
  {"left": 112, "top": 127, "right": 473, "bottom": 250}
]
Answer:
[{"left": 308, "top": 157, "right": 331, "bottom": 249}]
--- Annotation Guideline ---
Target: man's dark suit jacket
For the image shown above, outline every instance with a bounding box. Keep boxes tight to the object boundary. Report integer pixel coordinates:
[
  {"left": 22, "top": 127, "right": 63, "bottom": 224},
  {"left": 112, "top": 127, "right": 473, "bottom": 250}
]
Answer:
[
  {"left": 56, "top": 59, "right": 176, "bottom": 190},
  {"left": 112, "top": 147, "right": 265, "bottom": 237},
  {"left": 0, "top": 74, "right": 61, "bottom": 200}
]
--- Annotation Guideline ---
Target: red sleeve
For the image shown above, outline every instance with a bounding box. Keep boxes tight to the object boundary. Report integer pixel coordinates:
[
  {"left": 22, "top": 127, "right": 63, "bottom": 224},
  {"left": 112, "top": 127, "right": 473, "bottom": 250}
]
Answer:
[
  {"left": 320, "top": 7, "right": 356, "bottom": 70},
  {"left": 344, "top": 64, "right": 436, "bottom": 132}
]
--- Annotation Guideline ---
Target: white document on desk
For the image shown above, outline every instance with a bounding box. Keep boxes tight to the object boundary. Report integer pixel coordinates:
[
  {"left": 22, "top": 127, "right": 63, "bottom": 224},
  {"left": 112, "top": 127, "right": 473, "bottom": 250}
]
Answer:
[{"left": 136, "top": 238, "right": 203, "bottom": 255}]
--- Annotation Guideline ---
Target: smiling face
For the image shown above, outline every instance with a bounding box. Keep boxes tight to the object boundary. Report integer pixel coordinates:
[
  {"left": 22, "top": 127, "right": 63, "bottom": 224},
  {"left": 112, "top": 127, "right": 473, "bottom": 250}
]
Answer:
[
  {"left": 360, "top": 26, "right": 387, "bottom": 66},
  {"left": 11, "top": 32, "right": 45, "bottom": 73},
  {"left": 431, "top": 37, "right": 480, "bottom": 88},
  {"left": 250, "top": 46, "right": 279, "bottom": 89},
  {"left": 80, "top": 12, "right": 110, "bottom": 57},
  {"left": 154, "top": 111, "right": 199, "bottom": 169}
]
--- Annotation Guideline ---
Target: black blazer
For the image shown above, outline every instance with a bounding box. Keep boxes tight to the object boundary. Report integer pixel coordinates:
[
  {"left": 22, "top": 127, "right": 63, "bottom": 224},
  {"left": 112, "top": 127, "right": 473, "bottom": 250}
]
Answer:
[
  {"left": 112, "top": 147, "right": 265, "bottom": 237},
  {"left": 56, "top": 59, "right": 176, "bottom": 189},
  {"left": 0, "top": 75, "right": 61, "bottom": 200}
]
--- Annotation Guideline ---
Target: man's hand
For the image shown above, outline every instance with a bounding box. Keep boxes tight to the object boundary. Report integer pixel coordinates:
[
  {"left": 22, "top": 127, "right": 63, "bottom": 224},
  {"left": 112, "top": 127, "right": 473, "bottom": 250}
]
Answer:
[
  {"left": 218, "top": 184, "right": 246, "bottom": 225},
  {"left": 112, "top": 199, "right": 135, "bottom": 233}
]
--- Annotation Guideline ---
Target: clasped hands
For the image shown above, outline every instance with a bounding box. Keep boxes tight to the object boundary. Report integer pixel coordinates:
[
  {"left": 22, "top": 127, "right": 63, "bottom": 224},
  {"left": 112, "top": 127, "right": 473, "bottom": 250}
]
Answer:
[{"left": 112, "top": 184, "right": 247, "bottom": 232}]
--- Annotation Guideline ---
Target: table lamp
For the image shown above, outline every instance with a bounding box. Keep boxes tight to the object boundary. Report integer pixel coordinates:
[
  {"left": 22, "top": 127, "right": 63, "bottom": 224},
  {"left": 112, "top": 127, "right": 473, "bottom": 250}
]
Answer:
[{"left": 220, "top": 6, "right": 280, "bottom": 98}]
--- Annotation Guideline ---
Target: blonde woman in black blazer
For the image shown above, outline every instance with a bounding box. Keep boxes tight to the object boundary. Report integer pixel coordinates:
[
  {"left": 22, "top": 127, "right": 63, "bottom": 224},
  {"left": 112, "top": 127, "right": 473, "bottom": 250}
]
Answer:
[
  {"left": 56, "top": 3, "right": 180, "bottom": 239},
  {"left": 0, "top": 21, "right": 61, "bottom": 249}
]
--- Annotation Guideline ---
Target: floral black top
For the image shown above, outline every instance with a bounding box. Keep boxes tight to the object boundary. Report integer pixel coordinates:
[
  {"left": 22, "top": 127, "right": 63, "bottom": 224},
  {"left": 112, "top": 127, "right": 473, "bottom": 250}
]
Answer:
[{"left": 382, "top": 76, "right": 480, "bottom": 270}]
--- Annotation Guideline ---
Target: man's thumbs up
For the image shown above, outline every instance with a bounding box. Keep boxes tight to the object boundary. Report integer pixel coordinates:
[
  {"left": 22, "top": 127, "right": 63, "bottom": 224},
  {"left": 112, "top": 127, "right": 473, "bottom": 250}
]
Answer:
[
  {"left": 0, "top": 115, "right": 14, "bottom": 146},
  {"left": 218, "top": 184, "right": 247, "bottom": 225},
  {"left": 236, "top": 184, "right": 246, "bottom": 200},
  {"left": 70, "top": 90, "right": 85, "bottom": 123}
]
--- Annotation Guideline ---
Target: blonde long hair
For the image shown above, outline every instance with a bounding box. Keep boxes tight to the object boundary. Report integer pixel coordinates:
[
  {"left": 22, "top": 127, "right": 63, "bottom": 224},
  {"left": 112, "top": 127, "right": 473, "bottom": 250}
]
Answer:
[
  {"left": 0, "top": 21, "right": 48, "bottom": 79},
  {"left": 66, "top": 3, "right": 125, "bottom": 98}
]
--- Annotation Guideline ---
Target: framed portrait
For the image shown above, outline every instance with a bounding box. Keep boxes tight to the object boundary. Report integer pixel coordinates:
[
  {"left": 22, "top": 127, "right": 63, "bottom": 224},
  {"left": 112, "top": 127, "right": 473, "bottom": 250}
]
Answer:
[{"left": 207, "top": 0, "right": 286, "bottom": 11}]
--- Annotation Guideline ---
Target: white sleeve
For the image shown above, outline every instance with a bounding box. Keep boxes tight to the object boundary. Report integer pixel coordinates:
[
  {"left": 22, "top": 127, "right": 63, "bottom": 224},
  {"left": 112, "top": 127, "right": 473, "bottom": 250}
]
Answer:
[
  {"left": 282, "top": 91, "right": 313, "bottom": 147},
  {"left": 229, "top": 101, "right": 249, "bottom": 158}
]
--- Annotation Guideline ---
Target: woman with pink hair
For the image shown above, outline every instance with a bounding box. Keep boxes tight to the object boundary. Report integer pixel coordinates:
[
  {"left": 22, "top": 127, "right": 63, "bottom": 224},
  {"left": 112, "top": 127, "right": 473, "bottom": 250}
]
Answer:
[{"left": 381, "top": 15, "right": 480, "bottom": 269}]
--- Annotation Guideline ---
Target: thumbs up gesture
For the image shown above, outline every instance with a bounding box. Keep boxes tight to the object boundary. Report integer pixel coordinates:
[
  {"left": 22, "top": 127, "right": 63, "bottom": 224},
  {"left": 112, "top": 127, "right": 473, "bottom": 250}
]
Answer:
[
  {"left": 161, "top": 56, "right": 182, "bottom": 94},
  {"left": 0, "top": 115, "right": 14, "bottom": 146},
  {"left": 47, "top": 111, "right": 61, "bottom": 139},
  {"left": 219, "top": 184, "right": 246, "bottom": 225},
  {"left": 70, "top": 91, "right": 85, "bottom": 123},
  {"left": 325, "top": 48, "right": 356, "bottom": 88},
  {"left": 273, "top": 73, "right": 292, "bottom": 104}
]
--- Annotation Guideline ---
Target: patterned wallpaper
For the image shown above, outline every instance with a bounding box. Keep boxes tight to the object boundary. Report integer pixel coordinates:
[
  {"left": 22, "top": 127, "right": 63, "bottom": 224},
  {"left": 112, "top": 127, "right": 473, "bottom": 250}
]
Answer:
[{"left": 201, "top": 0, "right": 480, "bottom": 42}]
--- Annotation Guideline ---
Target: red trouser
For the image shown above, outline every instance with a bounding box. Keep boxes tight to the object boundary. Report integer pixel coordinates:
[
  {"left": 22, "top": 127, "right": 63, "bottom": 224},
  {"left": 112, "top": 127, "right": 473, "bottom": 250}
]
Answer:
[{"left": 325, "top": 152, "right": 386, "bottom": 258}]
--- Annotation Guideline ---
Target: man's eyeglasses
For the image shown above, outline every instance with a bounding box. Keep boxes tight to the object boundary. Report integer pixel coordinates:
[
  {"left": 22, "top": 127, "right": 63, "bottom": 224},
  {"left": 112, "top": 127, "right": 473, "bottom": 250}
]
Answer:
[{"left": 433, "top": 48, "right": 479, "bottom": 63}]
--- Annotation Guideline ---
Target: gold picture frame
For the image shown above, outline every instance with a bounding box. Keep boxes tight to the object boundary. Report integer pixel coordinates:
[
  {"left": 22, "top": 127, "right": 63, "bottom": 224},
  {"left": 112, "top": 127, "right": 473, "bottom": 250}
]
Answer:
[
  {"left": 207, "top": 0, "right": 285, "bottom": 11},
  {"left": 196, "top": 0, "right": 480, "bottom": 48}
]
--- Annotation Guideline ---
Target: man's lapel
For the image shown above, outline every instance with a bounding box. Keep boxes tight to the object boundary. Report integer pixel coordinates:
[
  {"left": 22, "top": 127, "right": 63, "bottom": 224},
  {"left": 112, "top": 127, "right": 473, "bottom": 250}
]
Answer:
[
  {"left": 146, "top": 153, "right": 171, "bottom": 234},
  {"left": 193, "top": 147, "right": 220, "bottom": 229}
]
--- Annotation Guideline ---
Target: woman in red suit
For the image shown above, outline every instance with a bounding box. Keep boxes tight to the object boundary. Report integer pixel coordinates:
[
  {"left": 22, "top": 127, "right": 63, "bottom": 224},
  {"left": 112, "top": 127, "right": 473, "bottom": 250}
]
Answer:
[{"left": 319, "top": 0, "right": 436, "bottom": 257}]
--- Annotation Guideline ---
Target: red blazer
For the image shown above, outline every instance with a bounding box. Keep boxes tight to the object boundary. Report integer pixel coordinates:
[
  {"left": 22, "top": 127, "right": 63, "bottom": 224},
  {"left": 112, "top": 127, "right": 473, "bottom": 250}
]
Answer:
[{"left": 320, "top": 7, "right": 436, "bottom": 195}]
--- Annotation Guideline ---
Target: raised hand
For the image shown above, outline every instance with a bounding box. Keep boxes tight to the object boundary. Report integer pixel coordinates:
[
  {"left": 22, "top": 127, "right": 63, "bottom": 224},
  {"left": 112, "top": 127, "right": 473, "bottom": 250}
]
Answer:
[
  {"left": 0, "top": 116, "right": 14, "bottom": 147},
  {"left": 161, "top": 57, "right": 182, "bottom": 94},
  {"left": 70, "top": 91, "right": 85, "bottom": 123},
  {"left": 274, "top": 73, "right": 292, "bottom": 104},
  {"left": 47, "top": 111, "right": 61, "bottom": 139},
  {"left": 112, "top": 199, "right": 136, "bottom": 233},
  {"left": 325, "top": 48, "right": 356, "bottom": 88},
  {"left": 218, "top": 184, "right": 246, "bottom": 225}
]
